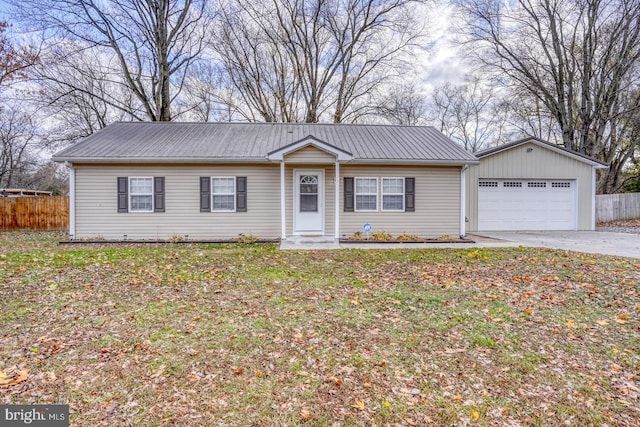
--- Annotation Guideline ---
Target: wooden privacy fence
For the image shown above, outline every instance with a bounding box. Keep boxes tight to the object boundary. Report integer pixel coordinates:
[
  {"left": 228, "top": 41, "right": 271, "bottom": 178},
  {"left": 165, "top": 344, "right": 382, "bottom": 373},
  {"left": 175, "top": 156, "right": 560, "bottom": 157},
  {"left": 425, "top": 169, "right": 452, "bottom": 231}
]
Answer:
[
  {"left": 596, "top": 193, "right": 640, "bottom": 222},
  {"left": 0, "top": 196, "right": 69, "bottom": 230}
]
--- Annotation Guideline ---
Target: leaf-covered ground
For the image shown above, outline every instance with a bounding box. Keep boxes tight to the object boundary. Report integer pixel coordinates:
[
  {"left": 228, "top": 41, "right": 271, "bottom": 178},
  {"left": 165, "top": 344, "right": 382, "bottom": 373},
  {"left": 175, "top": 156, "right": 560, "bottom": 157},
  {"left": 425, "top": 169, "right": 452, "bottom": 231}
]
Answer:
[{"left": 1, "top": 231, "right": 639, "bottom": 426}]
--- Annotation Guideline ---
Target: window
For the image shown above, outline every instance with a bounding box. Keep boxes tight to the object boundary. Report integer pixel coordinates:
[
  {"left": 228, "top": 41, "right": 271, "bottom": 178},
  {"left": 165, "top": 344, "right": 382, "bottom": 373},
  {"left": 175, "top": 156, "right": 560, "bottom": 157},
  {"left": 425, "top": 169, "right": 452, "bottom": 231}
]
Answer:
[
  {"left": 382, "top": 178, "right": 404, "bottom": 211},
  {"left": 200, "top": 176, "right": 247, "bottom": 213},
  {"left": 479, "top": 181, "right": 498, "bottom": 187},
  {"left": 552, "top": 182, "right": 571, "bottom": 188},
  {"left": 129, "top": 177, "right": 153, "bottom": 212},
  {"left": 528, "top": 182, "right": 546, "bottom": 188},
  {"left": 212, "top": 177, "right": 236, "bottom": 211},
  {"left": 118, "top": 177, "right": 164, "bottom": 213},
  {"left": 355, "top": 178, "right": 377, "bottom": 211},
  {"left": 344, "top": 176, "right": 414, "bottom": 213},
  {"left": 503, "top": 181, "right": 522, "bottom": 188}
]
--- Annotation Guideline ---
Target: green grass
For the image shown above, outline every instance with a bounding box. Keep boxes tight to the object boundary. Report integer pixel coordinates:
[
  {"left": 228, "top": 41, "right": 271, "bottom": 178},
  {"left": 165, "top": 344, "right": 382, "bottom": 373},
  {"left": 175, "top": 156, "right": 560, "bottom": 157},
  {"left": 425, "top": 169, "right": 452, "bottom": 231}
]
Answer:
[{"left": 0, "top": 231, "right": 638, "bottom": 425}]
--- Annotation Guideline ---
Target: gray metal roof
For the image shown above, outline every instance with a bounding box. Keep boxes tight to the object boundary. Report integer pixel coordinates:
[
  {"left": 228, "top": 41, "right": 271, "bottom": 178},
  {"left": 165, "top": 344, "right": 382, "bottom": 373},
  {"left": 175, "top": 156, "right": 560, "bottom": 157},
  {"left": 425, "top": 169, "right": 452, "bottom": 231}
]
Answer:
[
  {"left": 475, "top": 136, "right": 608, "bottom": 167},
  {"left": 52, "top": 122, "right": 479, "bottom": 165}
]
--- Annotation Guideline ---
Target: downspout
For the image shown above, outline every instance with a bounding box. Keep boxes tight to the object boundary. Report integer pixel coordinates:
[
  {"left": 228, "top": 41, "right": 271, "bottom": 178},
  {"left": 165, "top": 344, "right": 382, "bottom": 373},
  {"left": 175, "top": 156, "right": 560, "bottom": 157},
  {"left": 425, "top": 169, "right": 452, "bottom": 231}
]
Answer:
[
  {"left": 591, "top": 167, "right": 596, "bottom": 230},
  {"left": 334, "top": 161, "right": 340, "bottom": 240},
  {"left": 280, "top": 161, "right": 286, "bottom": 240},
  {"left": 67, "top": 162, "right": 75, "bottom": 240},
  {"left": 460, "top": 165, "right": 468, "bottom": 238}
]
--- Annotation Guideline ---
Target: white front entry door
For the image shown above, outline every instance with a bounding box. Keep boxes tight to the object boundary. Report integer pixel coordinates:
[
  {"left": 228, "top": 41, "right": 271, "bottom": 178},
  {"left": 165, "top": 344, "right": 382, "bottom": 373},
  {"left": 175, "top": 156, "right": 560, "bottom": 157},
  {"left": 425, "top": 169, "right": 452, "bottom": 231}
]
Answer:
[{"left": 294, "top": 170, "right": 324, "bottom": 235}]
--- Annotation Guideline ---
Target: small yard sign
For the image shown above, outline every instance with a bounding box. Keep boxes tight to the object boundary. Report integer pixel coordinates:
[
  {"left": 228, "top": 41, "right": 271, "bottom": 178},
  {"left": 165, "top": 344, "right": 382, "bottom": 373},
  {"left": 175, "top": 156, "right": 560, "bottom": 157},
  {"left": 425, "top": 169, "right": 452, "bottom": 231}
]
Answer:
[{"left": 363, "top": 223, "right": 372, "bottom": 239}]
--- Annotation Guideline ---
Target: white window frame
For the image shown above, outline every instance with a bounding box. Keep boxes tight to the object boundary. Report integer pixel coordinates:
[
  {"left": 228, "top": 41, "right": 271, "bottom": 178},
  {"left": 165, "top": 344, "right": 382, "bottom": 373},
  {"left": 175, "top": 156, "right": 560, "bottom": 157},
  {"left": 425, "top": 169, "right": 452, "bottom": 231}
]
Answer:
[
  {"left": 355, "top": 177, "right": 378, "bottom": 212},
  {"left": 129, "top": 177, "right": 153, "bottom": 213},
  {"left": 382, "top": 177, "right": 405, "bottom": 212},
  {"left": 211, "top": 176, "right": 236, "bottom": 212}
]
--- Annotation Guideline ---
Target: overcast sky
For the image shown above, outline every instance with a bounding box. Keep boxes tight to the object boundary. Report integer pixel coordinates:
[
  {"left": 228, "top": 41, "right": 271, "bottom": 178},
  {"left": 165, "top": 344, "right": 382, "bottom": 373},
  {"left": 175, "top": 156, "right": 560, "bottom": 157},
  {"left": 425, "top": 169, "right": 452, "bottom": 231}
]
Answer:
[{"left": 0, "top": 0, "right": 467, "bottom": 92}]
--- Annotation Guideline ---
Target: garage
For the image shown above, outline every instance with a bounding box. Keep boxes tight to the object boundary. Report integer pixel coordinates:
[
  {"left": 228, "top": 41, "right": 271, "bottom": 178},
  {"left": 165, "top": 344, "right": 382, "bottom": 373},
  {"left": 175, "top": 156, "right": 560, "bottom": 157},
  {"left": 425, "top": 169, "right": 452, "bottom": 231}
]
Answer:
[
  {"left": 477, "top": 179, "right": 575, "bottom": 231},
  {"left": 465, "top": 137, "right": 608, "bottom": 233}
]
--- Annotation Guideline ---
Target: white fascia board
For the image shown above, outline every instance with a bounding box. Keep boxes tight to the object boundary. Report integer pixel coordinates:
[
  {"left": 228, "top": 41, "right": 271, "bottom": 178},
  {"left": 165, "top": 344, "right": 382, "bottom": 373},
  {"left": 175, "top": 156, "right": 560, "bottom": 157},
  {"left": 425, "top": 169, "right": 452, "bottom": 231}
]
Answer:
[{"left": 267, "top": 137, "right": 353, "bottom": 161}]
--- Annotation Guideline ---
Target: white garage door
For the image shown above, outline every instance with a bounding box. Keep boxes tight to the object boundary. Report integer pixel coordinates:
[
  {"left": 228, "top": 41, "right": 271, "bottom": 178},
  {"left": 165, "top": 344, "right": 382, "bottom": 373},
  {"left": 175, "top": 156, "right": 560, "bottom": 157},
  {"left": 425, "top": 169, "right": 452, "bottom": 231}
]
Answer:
[{"left": 478, "top": 179, "right": 576, "bottom": 231}]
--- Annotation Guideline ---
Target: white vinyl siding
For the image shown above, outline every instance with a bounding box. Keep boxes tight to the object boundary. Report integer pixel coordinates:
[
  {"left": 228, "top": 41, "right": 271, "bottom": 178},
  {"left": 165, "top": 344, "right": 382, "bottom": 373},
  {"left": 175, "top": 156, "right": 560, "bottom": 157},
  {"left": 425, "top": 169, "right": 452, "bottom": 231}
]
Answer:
[
  {"left": 341, "top": 165, "right": 460, "bottom": 238},
  {"left": 284, "top": 146, "right": 336, "bottom": 163},
  {"left": 355, "top": 178, "right": 377, "bottom": 211},
  {"left": 129, "top": 177, "right": 153, "bottom": 212},
  {"left": 382, "top": 178, "right": 404, "bottom": 211},
  {"left": 74, "top": 163, "right": 462, "bottom": 240},
  {"left": 212, "top": 177, "right": 235, "bottom": 211},
  {"left": 74, "top": 164, "right": 280, "bottom": 240}
]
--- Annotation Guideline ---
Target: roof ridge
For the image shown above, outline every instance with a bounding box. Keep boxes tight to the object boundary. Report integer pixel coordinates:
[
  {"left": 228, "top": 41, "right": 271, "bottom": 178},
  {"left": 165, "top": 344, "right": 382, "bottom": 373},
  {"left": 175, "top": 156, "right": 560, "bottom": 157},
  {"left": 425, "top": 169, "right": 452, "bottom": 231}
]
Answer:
[{"left": 111, "top": 121, "right": 437, "bottom": 129}]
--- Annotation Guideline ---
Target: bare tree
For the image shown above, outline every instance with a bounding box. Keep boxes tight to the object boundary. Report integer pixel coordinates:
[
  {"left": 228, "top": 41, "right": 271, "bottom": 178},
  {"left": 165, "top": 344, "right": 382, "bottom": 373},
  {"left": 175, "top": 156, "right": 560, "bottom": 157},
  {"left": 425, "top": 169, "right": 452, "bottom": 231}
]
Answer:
[
  {"left": 0, "top": 21, "right": 38, "bottom": 88},
  {"left": 14, "top": 0, "right": 210, "bottom": 121},
  {"left": 428, "top": 77, "right": 509, "bottom": 152},
  {"left": 504, "top": 90, "right": 561, "bottom": 143},
  {"left": 215, "top": 2, "right": 302, "bottom": 122},
  {"left": 459, "top": 0, "right": 640, "bottom": 192},
  {"left": 214, "top": 0, "right": 423, "bottom": 123},
  {"left": 376, "top": 83, "right": 428, "bottom": 125},
  {"left": 30, "top": 42, "right": 139, "bottom": 148},
  {"left": 0, "top": 107, "right": 39, "bottom": 188},
  {"left": 23, "top": 161, "right": 69, "bottom": 195},
  {"left": 178, "top": 62, "right": 250, "bottom": 122}
]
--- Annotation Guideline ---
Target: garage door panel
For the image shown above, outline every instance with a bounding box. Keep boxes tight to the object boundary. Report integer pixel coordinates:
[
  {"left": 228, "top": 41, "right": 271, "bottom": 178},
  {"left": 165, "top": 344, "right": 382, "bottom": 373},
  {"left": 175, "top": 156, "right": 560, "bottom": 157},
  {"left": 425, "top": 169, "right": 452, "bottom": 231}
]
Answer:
[{"left": 478, "top": 179, "right": 576, "bottom": 231}]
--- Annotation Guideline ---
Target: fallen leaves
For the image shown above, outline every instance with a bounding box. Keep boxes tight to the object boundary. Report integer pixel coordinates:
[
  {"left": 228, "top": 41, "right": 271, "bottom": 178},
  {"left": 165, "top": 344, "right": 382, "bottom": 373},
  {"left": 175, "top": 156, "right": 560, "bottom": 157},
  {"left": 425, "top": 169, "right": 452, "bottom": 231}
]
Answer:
[
  {"left": 150, "top": 364, "right": 165, "bottom": 379},
  {"left": 352, "top": 400, "right": 366, "bottom": 411},
  {"left": 299, "top": 407, "right": 311, "bottom": 420},
  {"left": 1, "top": 233, "right": 639, "bottom": 426},
  {"left": 0, "top": 366, "right": 30, "bottom": 386}
]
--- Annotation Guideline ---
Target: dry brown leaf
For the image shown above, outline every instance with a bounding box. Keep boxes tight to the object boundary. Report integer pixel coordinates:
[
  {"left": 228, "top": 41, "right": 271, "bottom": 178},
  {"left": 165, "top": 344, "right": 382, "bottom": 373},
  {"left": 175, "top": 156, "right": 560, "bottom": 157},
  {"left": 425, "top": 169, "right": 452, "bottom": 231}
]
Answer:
[
  {"left": 299, "top": 408, "right": 311, "bottom": 420},
  {"left": 0, "top": 368, "right": 30, "bottom": 386}
]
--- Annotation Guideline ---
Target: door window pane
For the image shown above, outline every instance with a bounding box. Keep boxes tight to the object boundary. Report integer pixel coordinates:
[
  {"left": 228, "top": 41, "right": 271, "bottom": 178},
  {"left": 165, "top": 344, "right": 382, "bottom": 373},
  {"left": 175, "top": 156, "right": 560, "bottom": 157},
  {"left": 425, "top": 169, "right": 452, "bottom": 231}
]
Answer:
[
  {"left": 299, "top": 175, "right": 318, "bottom": 212},
  {"left": 300, "top": 194, "right": 318, "bottom": 212}
]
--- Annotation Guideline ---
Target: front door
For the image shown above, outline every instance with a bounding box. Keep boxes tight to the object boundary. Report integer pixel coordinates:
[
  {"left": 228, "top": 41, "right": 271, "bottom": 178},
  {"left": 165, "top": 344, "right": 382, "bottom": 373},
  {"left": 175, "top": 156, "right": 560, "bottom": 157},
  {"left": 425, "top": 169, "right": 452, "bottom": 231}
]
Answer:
[{"left": 294, "top": 170, "right": 324, "bottom": 235}]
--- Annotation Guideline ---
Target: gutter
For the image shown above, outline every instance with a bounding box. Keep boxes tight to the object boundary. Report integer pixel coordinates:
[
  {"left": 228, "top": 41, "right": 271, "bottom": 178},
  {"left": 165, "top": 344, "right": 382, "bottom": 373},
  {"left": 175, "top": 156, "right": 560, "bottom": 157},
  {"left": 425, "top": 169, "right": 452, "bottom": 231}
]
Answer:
[{"left": 52, "top": 157, "right": 480, "bottom": 166}]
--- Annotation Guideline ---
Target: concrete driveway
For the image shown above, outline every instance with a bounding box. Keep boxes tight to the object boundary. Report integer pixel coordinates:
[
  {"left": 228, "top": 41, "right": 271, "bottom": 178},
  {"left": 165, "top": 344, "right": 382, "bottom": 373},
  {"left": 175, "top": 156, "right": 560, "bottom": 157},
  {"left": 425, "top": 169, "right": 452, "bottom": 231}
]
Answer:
[{"left": 472, "top": 231, "right": 640, "bottom": 258}]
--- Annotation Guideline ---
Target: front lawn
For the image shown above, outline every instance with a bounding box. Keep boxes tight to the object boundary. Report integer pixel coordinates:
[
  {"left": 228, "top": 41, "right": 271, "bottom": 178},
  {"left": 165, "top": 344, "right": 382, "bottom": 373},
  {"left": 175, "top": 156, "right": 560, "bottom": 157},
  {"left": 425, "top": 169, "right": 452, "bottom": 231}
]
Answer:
[{"left": 1, "top": 232, "right": 638, "bottom": 426}]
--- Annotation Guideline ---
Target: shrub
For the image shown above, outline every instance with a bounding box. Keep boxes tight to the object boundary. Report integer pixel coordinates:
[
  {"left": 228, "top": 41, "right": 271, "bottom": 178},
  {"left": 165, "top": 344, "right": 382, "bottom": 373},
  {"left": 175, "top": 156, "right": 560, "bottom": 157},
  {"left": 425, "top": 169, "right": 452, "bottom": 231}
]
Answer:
[
  {"left": 237, "top": 233, "right": 258, "bottom": 244},
  {"left": 396, "top": 233, "right": 422, "bottom": 241},
  {"left": 371, "top": 230, "right": 393, "bottom": 241}
]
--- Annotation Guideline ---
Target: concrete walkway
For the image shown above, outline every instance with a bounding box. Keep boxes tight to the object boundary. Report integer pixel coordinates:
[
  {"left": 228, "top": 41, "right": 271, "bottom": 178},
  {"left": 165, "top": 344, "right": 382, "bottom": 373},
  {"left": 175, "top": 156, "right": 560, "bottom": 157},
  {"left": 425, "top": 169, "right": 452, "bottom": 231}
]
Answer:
[
  {"left": 474, "top": 231, "right": 640, "bottom": 258},
  {"left": 280, "top": 231, "right": 640, "bottom": 258},
  {"left": 279, "top": 235, "right": 520, "bottom": 251}
]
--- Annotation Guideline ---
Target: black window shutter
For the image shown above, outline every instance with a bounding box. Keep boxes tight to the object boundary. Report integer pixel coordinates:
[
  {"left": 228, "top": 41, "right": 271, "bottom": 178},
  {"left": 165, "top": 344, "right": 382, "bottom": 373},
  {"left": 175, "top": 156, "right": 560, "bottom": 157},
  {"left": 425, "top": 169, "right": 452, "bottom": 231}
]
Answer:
[
  {"left": 344, "top": 177, "right": 354, "bottom": 212},
  {"left": 200, "top": 177, "right": 211, "bottom": 212},
  {"left": 154, "top": 177, "right": 165, "bottom": 213},
  {"left": 117, "top": 177, "right": 128, "bottom": 213},
  {"left": 405, "top": 177, "right": 415, "bottom": 212},
  {"left": 236, "top": 176, "right": 247, "bottom": 212}
]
